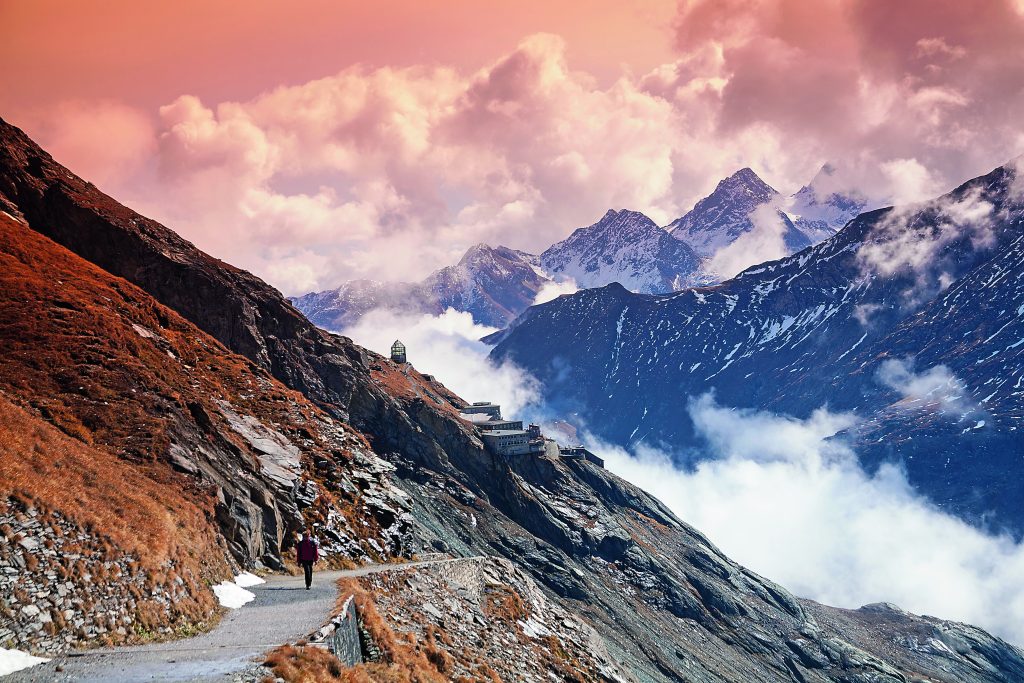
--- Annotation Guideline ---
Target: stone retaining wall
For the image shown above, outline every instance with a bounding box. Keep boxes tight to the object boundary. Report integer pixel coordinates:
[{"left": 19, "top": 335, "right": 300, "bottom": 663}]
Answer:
[
  {"left": 328, "top": 595, "right": 362, "bottom": 667},
  {"left": 0, "top": 500, "right": 199, "bottom": 653}
]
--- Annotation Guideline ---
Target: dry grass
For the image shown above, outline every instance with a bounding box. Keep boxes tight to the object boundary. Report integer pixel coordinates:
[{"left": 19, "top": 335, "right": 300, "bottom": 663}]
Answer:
[
  {"left": 263, "top": 644, "right": 344, "bottom": 682},
  {"left": 0, "top": 209, "right": 403, "bottom": 566},
  {"left": 0, "top": 397, "right": 223, "bottom": 577},
  {"left": 263, "top": 579, "right": 455, "bottom": 683},
  {"left": 368, "top": 361, "right": 463, "bottom": 419},
  {"left": 482, "top": 585, "right": 530, "bottom": 622}
]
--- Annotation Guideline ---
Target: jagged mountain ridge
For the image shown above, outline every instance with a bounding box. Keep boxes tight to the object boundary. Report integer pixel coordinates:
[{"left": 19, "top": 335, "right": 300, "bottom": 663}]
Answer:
[
  {"left": 293, "top": 243, "right": 548, "bottom": 330},
  {"left": 491, "top": 159, "right": 1024, "bottom": 536},
  {"left": 539, "top": 208, "right": 704, "bottom": 293},
  {"left": 667, "top": 167, "right": 812, "bottom": 258},
  {"left": 3, "top": 117, "right": 1023, "bottom": 681},
  {"left": 293, "top": 168, "right": 856, "bottom": 330}
]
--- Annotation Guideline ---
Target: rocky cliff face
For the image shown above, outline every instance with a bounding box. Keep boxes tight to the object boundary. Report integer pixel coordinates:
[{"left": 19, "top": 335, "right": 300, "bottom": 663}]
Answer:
[{"left": 3, "top": 117, "right": 1023, "bottom": 681}]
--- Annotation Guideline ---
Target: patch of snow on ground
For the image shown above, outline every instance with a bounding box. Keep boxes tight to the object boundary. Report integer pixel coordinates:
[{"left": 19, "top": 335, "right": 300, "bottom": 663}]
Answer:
[
  {"left": 213, "top": 580, "right": 257, "bottom": 609},
  {"left": 234, "top": 572, "right": 266, "bottom": 588},
  {"left": 0, "top": 648, "right": 49, "bottom": 676}
]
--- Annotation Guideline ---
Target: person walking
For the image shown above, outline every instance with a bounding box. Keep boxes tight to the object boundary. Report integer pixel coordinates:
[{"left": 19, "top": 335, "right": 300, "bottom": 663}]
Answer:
[{"left": 296, "top": 530, "right": 319, "bottom": 590}]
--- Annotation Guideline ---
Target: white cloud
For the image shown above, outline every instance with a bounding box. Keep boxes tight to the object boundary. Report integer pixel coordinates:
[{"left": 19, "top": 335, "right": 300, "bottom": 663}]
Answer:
[
  {"left": 857, "top": 187, "right": 995, "bottom": 297},
  {"left": 532, "top": 277, "right": 578, "bottom": 305},
  {"left": 876, "top": 357, "right": 975, "bottom": 414},
  {"left": 704, "top": 203, "right": 791, "bottom": 278},
  {"left": 589, "top": 393, "right": 1024, "bottom": 646},
  {"left": 341, "top": 308, "right": 540, "bottom": 416}
]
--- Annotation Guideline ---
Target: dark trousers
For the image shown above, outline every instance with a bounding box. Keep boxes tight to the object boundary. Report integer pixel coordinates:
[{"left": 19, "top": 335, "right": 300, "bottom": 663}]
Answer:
[{"left": 301, "top": 561, "right": 314, "bottom": 588}]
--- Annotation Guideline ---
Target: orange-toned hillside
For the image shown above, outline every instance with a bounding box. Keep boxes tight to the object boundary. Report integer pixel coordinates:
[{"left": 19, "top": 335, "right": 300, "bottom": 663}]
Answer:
[{"left": 0, "top": 210, "right": 414, "bottom": 649}]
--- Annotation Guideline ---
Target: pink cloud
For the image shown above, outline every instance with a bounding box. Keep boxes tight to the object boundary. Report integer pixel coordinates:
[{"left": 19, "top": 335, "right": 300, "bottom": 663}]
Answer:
[
  {"left": 21, "top": 100, "right": 155, "bottom": 188},
  {"left": 13, "top": 3, "right": 1024, "bottom": 296}
]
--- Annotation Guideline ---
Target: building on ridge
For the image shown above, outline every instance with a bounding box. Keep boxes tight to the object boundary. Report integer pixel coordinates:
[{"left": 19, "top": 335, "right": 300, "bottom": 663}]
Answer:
[
  {"left": 558, "top": 445, "right": 605, "bottom": 468},
  {"left": 390, "top": 340, "right": 407, "bottom": 364},
  {"left": 459, "top": 402, "right": 502, "bottom": 421}
]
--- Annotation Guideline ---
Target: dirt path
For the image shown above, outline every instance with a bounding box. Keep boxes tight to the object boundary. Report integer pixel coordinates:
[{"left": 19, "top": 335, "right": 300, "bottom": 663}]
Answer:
[{"left": 5, "top": 560, "right": 459, "bottom": 683}]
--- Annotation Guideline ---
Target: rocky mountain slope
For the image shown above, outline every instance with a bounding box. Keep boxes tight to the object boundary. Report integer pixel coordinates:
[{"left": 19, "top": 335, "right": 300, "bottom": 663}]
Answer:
[
  {"left": 293, "top": 243, "right": 549, "bottom": 330},
  {"left": 0, "top": 211, "right": 411, "bottom": 652},
  {"left": 539, "top": 209, "right": 704, "bottom": 294},
  {"left": 3, "top": 117, "right": 1023, "bottom": 681},
  {"left": 492, "top": 159, "right": 1024, "bottom": 536}
]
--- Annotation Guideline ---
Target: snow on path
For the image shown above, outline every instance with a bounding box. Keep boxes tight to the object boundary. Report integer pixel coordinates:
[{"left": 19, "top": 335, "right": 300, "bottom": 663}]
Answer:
[
  {"left": 0, "top": 648, "right": 49, "bottom": 676},
  {"left": 6, "top": 558, "right": 471, "bottom": 683}
]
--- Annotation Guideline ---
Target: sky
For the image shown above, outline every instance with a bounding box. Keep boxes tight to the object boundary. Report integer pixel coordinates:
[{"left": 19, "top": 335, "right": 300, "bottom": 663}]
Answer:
[{"left": 3, "top": 0, "right": 1024, "bottom": 294}]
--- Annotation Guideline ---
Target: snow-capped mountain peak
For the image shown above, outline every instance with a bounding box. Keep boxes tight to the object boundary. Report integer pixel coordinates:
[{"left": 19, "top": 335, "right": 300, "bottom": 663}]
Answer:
[
  {"left": 539, "top": 208, "right": 701, "bottom": 294},
  {"left": 667, "top": 167, "right": 811, "bottom": 257},
  {"left": 789, "top": 163, "right": 870, "bottom": 242},
  {"left": 292, "top": 243, "right": 548, "bottom": 330}
]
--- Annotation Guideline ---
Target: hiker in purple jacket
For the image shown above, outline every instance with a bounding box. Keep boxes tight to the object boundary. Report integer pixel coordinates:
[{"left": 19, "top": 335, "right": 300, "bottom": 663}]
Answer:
[{"left": 296, "top": 530, "right": 319, "bottom": 589}]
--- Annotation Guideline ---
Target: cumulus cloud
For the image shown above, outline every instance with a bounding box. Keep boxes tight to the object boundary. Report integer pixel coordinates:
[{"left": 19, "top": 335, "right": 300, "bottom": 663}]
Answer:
[
  {"left": 856, "top": 187, "right": 996, "bottom": 303},
  {"left": 532, "top": 278, "right": 579, "bottom": 305},
  {"left": 588, "top": 393, "right": 1024, "bottom": 645},
  {"left": 876, "top": 357, "right": 975, "bottom": 414},
  {"left": 704, "top": 203, "right": 791, "bottom": 277},
  {"left": 23, "top": 2, "right": 1024, "bottom": 296},
  {"left": 340, "top": 308, "right": 540, "bottom": 416}
]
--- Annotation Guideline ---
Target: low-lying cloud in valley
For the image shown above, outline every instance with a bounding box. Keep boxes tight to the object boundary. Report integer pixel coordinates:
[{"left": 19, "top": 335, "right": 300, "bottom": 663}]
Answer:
[
  {"left": 876, "top": 357, "right": 976, "bottom": 414},
  {"left": 589, "top": 394, "right": 1024, "bottom": 646},
  {"left": 339, "top": 308, "right": 541, "bottom": 417},
  {"left": 339, "top": 318, "right": 1024, "bottom": 646}
]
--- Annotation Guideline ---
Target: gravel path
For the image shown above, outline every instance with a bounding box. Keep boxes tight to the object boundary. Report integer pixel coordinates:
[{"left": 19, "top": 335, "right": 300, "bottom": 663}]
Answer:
[{"left": 5, "top": 561, "right": 450, "bottom": 683}]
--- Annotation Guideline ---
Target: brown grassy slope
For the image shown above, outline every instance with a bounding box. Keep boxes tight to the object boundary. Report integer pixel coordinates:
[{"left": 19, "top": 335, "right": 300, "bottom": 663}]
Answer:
[
  {"left": 0, "top": 210, "right": 388, "bottom": 562},
  {"left": 0, "top": 394, "right": 223, "bottom": 576}
]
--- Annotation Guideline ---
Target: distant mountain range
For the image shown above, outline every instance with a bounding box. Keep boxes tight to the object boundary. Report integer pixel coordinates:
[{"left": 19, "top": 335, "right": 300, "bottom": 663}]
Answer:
[
  {"left": 292, "top": 243, "right": 547, "bottom": 329},
  {"left": 294, "top": 166, "right": 869, "bottom": 330},
  {"left": 490, "top": 158, "right": 1024, "bottom": 536}
]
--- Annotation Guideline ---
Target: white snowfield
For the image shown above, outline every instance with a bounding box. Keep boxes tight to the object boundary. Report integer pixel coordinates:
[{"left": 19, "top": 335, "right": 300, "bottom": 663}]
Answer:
[
  {"left": 0, "top": 648, "right": 49, "bottom": 676},
  {"left": 212, "top": 572, "right": 265, "bottom": 609}
]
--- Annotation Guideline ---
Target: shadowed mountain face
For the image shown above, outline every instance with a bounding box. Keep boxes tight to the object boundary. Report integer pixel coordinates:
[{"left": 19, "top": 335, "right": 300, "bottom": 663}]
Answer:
[
  {"left": 492, "top": 160, "right": 1024, "bottom": 535},
  {"left": 292, "top": 243, "right": 548, "bottom": 330},
  {"left": 3, "top": 117, "right": 1024, "bottom": 681}
]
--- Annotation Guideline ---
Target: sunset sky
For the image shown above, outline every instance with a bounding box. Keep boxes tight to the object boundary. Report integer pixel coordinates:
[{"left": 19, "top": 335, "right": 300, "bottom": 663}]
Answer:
[{"left": 4, "top": 0, "right": 1024, "bottom": 294}]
